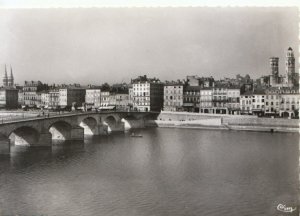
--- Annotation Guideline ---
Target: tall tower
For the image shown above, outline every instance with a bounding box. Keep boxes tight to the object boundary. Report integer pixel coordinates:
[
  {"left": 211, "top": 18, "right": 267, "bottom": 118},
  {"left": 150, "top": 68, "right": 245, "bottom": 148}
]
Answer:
[
  {"left": 269, "top": 57, "right": 279, "bottom": 86},
  {"left": 2, "top": 64, "right": 8, "bottom": 87},
  {"left": 285, "top": 47, "right": 295, "bottom": 85},
  {"left": 8, "top": 65, "right": 14, "bottom": 87}
]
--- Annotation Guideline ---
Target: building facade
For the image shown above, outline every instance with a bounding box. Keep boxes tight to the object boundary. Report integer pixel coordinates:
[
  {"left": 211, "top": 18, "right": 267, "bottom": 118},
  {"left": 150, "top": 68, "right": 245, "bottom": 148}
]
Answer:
[
  {"left": 264, "top": 88, "right": 280, "bottom": 116},
  {"left": 227, "top": 88, "right": 240, "bottom": 114},
  {"left": 41, "top": 92, "right": 50, "bottom": 107},
  {"left": 212, "top": 87, "right": 228, "bottom": 114},
  {"left": 199, "top": 88, "right": 213, "bottom": 113},
  {"left": 279, "top": 88, "right": 299, "bottom": 118},
  {"left": 85, "top": 89, "right": 101, "bottom": 108},
  {"left": 240, "top": 92, "right": 253, "bottom": 115},
  {"left": 131, "top": 75, "right": 164, "bottom": 112},
  {"left": 23, "top": 81, "right": 44, "bottom": 107},
  {"left": 100, "top": 91, "right": 110, "bottom": 107},
  {"left": 251, "top": 90, "right": 265, "bottom": 116},
  {"left": 59, "top": 88, "right": 86, "bottom": 109},
  {"left": 183, "top": 86, "right": 201, "bottom": 112},
  {"left": 0, "top": 88, "right": 18, "bottom": 109},
  {"left": 164, "top": 82, "right": 185, "bottom": 111},
  {"left": 109, "top": 93, "right": 130, "bottom": 110}
]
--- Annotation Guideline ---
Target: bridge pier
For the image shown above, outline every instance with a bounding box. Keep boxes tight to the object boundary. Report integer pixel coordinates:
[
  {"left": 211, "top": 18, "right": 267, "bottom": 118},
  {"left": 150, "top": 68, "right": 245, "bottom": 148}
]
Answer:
[
  {"left": 0, "top": 138, "right": 10, "bottom": 155},
  {"left": 70, "top": 126, "right": 84, "bottom": 140},
  {"left": 38, "top": 132, "right": 52, "bottom": 146},
  {"left": 100, "top": 122, "right": 125, "bottom": 134}
]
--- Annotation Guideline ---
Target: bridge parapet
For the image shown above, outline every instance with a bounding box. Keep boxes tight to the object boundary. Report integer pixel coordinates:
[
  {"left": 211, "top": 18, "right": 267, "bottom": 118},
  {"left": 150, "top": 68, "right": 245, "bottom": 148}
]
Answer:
[{"left": 0, "top": 111, "right": 159, "bottom": 154}]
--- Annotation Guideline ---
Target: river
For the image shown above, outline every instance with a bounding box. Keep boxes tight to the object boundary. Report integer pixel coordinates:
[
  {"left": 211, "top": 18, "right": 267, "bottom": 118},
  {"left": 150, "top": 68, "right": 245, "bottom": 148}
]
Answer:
[{"left": 0, "top": 128, "right": 299, "bottom": 216}]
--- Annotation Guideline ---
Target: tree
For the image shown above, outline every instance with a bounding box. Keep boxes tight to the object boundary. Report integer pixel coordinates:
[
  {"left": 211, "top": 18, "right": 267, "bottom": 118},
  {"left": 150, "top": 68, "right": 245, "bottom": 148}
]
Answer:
[{"left": 101, "top": 83, "right": 111, "bottom": 91}]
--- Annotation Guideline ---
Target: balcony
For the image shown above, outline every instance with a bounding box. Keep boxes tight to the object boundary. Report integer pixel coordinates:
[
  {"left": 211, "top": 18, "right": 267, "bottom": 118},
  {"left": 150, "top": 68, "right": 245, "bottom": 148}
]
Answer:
[{"left": 212, "top": 99, "right": 228, "bottom": 102}]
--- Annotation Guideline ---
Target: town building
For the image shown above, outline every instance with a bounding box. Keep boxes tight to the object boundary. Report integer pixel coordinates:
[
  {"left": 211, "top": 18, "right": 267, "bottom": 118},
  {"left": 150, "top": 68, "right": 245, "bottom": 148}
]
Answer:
[
  {"left": 279, "top": 87, "right": 300, "bottom": 118},
  {"left": 41, "top": 92, "right": 50, "bottom": 107},
  {"left": 163, "top": 81, "right": 185, "bottom": 111},
  {"left": 131, "top": 75, "right": 164, "bottom": 112},
  {"left": 212, "top": 86, "right": 228, "bottom": 114},
  {"left": 59, "top": 87, "right": 86, "bottom": 109},
  {"left": 18, "top": 90, "right": 24, "bottom": 106},
  {"left": 183, "top": 86, "right": 201, "bottom": 112},
  {"left": 199, "top": 88, "right": 213, "bottom": 113},
  {"left": 85, "top": 88, "right": 101, "bottom": 108},
  {"left": 0, "top": 88, "right": 18, "bottom": 109},
  {"left": 264, "top": 88, "right": 280, "bottom": 116},
  {"left": 186, "top": 75, "right": 214, "bottom": 87},
  {"left": 227, "top": 88, "right": 240, "bottom": 115},
  {"left": 128, "top": 84, "right": 134, "bottom": 110},
  {"left": 23, "top": 81, "right": 45, "bottom": 107},
  {"left": 100, "top": 91, "right": 110, "bottom": 107},
  {"left": 240, "top": 92, "right": 253, "bottom": 115},
  {"left": 49, "top": 90, "right": 60, "bottom": 109},
  {"left": 109, "top": 93, "right": 130, "bottom": 111},
  {"left": 251, "top": 89, "right": 265, "bottom": 116}
]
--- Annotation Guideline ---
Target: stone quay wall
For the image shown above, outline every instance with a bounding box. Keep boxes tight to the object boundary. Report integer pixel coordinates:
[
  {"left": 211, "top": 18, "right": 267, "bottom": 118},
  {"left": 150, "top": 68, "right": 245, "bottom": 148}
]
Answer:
[{"left": 146, "top": 111, "right": 299, "bottom": 133}]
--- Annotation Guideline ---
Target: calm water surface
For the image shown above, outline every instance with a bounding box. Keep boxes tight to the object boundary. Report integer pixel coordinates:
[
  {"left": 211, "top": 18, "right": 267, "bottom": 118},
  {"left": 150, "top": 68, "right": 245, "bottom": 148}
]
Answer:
[{"left": 0, "top": 128, "right": 299, "bottom": 216}]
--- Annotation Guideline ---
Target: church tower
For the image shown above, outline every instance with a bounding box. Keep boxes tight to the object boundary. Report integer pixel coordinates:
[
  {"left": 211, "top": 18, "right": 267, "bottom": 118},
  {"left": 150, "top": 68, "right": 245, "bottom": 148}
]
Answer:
[
  {"left": 269, "top": 57, "right": 279, "bottom": 86},
  {"left": 285, "top": 47, "right": 295, "bottom": 85},
  {"left": 2, "top": 64, "right": 8, "bottom": 87},
  {"left": 8, "top": 65, "right": 14, "bottom": 87}
]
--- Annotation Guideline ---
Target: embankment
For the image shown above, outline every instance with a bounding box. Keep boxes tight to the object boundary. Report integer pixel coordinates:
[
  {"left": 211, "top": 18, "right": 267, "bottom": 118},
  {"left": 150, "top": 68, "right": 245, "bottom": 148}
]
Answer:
[{"left": 145, "top": 111, "right": 299, "bottom": 133}]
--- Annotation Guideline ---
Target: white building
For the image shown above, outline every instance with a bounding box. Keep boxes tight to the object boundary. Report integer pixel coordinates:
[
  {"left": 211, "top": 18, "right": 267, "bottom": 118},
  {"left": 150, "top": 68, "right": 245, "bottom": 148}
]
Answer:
[
  {"left": 131, "top": 75, "right": 164, "bottom": 112},
  {"left": 240, "top": 92, "right": 252, "bottom": 115},
  {"left": 199, "top": 88, "right": 213, "bottom": 113},
  {"left": 251, "top": 90, "right": 265, "bottom": 116},
  {"left": 85, "top": 89, "right": 101, "bottom": 108},
  {"left": 41, "top": 92, "right": 50, "bottom": 107}
]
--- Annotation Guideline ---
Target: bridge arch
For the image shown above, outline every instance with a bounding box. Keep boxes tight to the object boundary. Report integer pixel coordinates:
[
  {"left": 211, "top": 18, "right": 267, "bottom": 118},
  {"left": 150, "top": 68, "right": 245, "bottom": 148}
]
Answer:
[
  {"left": 79, "top": 116, "right": 98, "bottom": 135},
  {"left": 9, "top": 126, "right": 40, "bottom": 146},
  {"left": 103, "top": 115, "right": 118, "bottom": 133},
  {"left": 49, "top": 121, "right": 72, "bottom": 140}
]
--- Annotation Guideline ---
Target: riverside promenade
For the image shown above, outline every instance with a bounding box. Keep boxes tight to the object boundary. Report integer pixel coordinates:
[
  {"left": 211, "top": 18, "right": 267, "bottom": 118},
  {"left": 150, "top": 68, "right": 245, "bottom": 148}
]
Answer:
[{"left": 148, "top": 111, "right": 300, "bottom": 133}]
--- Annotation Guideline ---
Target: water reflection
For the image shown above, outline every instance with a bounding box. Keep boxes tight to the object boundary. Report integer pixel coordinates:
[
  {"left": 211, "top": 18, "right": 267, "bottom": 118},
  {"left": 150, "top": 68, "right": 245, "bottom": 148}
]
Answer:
[{"left": 0, "top": 128, "right": 298, "bottom": 216}]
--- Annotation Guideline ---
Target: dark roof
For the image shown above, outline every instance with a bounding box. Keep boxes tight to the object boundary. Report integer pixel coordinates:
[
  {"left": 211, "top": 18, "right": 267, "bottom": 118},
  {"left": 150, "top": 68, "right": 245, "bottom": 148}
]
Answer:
[
  {"left": 185, "top": 86, "right": 201, "bottom": 91},
  {"left": 241, "top": 91, "right": 253, "bottom": 96},
  {"left": 253, "top": 89, "right": 265, "bottom": 95}
]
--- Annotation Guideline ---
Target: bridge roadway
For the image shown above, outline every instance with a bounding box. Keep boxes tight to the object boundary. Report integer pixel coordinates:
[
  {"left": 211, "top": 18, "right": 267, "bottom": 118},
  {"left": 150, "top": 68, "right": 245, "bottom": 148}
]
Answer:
[{"left": 0, "top": 111, "right": 159, "bottom": 154}]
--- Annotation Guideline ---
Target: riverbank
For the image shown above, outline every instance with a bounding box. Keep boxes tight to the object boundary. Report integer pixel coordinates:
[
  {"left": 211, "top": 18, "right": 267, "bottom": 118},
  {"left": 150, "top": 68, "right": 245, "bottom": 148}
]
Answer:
[{"left": 146, "top": 111, "right": 300, "bottom": 133}]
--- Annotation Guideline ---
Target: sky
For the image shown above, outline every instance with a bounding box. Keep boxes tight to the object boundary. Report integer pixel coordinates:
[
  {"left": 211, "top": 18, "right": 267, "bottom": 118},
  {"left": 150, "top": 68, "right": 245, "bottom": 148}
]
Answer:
[{"left": 0, "top": 7, "right": 298, "bottom": 85}]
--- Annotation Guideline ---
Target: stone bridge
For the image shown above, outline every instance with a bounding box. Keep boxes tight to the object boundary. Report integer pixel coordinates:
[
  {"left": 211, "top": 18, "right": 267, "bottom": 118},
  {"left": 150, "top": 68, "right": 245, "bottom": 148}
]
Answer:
[{"left": 0, "top": 111, "right": 159, "bottom": 154}]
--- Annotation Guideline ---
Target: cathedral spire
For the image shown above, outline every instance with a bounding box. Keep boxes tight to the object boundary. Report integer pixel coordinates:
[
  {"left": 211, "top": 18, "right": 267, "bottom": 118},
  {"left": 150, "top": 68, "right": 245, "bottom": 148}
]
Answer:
[
  {"left": 10, "top": 65, "right": 13, "bottom": 79},
  {"left": 4, "top": 64, "right": 7, "bottom": 77},
  {"left": 8, "top": 64, "right": 14, "bottom": 87},
  {"left": 3, "top": 64, "right": 8, "bottom": 87}
]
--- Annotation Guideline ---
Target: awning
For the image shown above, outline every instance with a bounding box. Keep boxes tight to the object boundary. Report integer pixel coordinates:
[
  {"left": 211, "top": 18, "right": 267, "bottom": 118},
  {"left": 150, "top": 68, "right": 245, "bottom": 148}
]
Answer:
[{"left": 98, "top": 106, "right": 116, "bottom": 110}]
